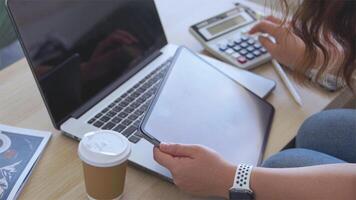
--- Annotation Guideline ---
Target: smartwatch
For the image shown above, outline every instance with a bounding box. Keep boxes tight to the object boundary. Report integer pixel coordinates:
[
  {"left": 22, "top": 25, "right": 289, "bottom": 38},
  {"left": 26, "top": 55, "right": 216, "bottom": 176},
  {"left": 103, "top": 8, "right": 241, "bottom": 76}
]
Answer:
[{"left": 229, "top": 164, "right": 255, "bottom": 200}]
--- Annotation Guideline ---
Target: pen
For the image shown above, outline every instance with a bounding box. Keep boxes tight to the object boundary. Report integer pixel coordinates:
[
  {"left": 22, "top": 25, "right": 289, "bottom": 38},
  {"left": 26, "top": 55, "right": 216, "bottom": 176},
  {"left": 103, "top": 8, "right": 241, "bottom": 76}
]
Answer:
[{"left": 271, "top": 59, "right": 303, "bottom": 106}]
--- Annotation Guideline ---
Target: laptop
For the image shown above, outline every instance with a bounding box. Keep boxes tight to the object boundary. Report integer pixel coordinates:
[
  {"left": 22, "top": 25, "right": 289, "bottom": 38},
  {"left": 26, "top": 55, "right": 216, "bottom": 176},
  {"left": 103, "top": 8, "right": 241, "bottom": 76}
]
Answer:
[{"left": 6, "top": 0, "right": 275, "bottom": 179}]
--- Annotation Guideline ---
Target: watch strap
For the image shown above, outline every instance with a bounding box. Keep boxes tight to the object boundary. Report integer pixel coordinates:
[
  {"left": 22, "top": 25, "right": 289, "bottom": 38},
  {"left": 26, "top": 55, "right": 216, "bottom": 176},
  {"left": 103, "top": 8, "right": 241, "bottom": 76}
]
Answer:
[{"left": 232, "top": 164, "right": 253, "bottom": 191}]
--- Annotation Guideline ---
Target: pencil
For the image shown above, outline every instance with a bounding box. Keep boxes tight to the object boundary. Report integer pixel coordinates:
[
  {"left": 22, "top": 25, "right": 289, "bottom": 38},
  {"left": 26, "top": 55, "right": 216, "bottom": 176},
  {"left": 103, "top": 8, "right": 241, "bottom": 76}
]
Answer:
[{"left": 271, "top": 59, "right": 303, "bottom": 106}]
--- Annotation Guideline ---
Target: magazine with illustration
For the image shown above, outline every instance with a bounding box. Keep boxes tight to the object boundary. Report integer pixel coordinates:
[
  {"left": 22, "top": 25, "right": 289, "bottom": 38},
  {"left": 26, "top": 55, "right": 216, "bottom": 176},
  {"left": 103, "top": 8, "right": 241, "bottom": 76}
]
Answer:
[{"left": 0, "top": 124, "right": 51, "bottom": 200}]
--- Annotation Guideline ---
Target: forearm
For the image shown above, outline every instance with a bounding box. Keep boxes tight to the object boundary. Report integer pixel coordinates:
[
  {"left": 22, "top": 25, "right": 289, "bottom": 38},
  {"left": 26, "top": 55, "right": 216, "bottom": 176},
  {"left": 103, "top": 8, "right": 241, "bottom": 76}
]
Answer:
[{"left": 251, "top": 164, "right": 356, "bottom": 200}]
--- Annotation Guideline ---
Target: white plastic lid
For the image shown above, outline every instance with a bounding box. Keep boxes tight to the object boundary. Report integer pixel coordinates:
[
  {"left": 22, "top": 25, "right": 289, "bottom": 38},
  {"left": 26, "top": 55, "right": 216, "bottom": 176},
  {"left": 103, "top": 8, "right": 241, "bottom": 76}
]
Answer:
[{"left": 78, "top": 131, "right": 131, "bottom": 167}]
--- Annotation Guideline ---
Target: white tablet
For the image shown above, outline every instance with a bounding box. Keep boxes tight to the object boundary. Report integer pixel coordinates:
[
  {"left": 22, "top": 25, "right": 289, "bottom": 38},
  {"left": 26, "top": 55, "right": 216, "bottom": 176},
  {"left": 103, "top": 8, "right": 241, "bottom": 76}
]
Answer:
[{"left": 141, "top": 47, "right": 274, "bottom": 166}]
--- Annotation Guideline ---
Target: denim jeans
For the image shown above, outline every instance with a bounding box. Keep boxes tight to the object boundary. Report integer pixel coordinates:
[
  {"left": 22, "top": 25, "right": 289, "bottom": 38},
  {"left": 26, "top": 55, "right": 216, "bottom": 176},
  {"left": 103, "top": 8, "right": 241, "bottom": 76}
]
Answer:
[{"left": 263, "top": 109, "right": 356, "bottom": 168}]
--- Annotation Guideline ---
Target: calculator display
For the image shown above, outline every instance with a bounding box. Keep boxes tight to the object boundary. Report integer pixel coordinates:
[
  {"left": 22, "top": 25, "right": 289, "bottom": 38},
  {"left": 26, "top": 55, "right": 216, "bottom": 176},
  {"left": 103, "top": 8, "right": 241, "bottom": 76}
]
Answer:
[
  {"left": 207, "top": 16, "right": 246, "bottom": 36},
  {"left": 192, "top": 9, "right": 255, "bottom": 41}
]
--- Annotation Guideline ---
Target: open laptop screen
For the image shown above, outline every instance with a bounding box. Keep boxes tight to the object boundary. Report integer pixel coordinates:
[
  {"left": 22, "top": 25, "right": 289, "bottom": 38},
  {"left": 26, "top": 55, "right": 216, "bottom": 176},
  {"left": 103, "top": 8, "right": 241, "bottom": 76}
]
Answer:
[{"left": 7, "top": 0, "right": 167, "bottom": 128}]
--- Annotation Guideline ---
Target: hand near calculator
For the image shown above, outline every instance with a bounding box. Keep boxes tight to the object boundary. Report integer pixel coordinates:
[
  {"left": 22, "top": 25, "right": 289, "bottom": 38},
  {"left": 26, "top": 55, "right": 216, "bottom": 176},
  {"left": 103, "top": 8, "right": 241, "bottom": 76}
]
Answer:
[{"left": 249, "top": 16, "right": 306, "bottom": 70}]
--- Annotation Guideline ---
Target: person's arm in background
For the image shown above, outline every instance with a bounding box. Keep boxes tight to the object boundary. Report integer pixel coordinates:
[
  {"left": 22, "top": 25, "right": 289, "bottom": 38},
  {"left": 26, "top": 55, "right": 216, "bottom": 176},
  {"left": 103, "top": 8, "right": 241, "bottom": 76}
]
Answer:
[{"left": 153, "top": 144, "right": 356, "bottom": 200}]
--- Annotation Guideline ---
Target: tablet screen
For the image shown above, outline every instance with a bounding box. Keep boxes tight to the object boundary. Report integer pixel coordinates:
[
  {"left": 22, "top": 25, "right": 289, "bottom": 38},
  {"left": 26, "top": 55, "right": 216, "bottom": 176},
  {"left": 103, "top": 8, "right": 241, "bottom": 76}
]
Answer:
[{"left": 141, "top": 47, "right": 274, "bottom": 165}]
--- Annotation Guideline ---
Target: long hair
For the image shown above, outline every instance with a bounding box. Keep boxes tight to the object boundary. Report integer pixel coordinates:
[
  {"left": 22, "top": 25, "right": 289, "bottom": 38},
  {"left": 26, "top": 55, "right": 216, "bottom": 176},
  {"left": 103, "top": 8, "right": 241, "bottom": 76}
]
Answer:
[{"left": 280, "top": 0, "right": 356, "bottom": 89}]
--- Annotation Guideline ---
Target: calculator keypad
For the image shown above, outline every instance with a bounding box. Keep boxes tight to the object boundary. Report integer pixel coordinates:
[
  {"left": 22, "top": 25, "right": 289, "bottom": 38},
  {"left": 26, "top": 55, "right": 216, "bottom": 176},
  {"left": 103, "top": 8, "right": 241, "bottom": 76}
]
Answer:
[{"left": 217, "top": 36, "right": 267, "bottom": 65}]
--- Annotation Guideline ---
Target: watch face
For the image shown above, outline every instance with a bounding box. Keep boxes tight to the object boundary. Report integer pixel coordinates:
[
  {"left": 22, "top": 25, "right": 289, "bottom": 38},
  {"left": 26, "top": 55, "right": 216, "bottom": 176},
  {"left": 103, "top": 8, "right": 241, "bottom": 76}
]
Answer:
[{"left": 229, "top": 189, "right": 254, "bottom": 200}]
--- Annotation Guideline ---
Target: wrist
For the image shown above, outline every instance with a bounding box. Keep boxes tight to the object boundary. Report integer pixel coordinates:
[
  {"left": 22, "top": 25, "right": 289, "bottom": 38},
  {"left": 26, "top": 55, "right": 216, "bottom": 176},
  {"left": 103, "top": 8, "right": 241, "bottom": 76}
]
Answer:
[{"left": 219, "top": 164, "right": 237, "bottom": 199}]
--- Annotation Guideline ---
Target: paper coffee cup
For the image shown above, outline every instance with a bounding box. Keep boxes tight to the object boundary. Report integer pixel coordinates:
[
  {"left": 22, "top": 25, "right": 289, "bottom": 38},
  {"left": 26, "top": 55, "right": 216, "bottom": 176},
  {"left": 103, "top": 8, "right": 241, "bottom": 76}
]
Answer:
[{"left": 78, "top": 131, "right": 131, "bottom": 200}]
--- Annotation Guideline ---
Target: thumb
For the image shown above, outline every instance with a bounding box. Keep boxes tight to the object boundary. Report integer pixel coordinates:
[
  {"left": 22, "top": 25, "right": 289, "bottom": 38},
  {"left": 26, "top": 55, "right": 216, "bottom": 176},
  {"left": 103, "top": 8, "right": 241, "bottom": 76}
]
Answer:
[
  {"left": 153, "top": 147, "right": 176, "bottom": 170},
  {"left": 160, "top": 143, "right": 198, "bottom": 157},
  {"left": 259, "top": 36, "right": 277, "bottom": 56}
]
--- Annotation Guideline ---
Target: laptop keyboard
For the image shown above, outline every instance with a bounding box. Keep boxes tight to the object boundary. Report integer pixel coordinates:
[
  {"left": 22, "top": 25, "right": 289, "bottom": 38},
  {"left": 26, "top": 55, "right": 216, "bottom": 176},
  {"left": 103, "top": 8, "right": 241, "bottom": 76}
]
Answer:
[{"left": 87, "top": 58, "right": 172, "bottom": 143}]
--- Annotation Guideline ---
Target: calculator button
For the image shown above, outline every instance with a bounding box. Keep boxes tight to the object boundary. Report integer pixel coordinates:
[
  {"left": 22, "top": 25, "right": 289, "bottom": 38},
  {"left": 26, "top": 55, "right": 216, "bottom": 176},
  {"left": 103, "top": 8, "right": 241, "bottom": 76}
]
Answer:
[
  {"left": 233, "top": 46, "right": 242, "bottom": 52},
  {"left": 247, "top": 46, "right": 255, "bottom": 52},
  {"left": 247, "top": 39, "right": 255, "bottom": 45},
  {"left": 218, "top": 44, "right": 228, "bottom": 52},
  {"left": 240, "top": 42, "right": 248, "bottom": 48},
  {"left": 239, "top": 49, "right": 248, "bottom": 55},
  {"left": 234, "top": 38, "right": 243, "bottom": 45},
  {"left": 241, "top": 36, "right": 249, "bottom": 41},
  {"left": 225, "top": 48, "right": 235, "bottom": 55},
  {"left": 237, "top": 56, "right": 247, "bottom": 64},
  {"left": 260, "top": 47, "right": 268, "bottom": 54},
  {"left": 227, "top": 40, "right": 236, "bottom": 48},
  {"left": 231, "top": 52, "right": 241, "bottom": 58},
  {"left": 246, "top": 53, "right": 255, "bottom": 60},
  {"left": 254, "top": 43, "right": 262, "bottom": 49},
  {"left": 253, "top": 50, "right": 262, "bottom": 57}
]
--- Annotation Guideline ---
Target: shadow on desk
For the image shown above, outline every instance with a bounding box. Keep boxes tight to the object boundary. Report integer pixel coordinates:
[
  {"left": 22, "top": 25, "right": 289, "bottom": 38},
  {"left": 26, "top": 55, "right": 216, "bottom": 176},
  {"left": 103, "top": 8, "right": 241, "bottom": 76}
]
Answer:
[{"left": 282, "top": 138, "right": 296, "bottom": 150}]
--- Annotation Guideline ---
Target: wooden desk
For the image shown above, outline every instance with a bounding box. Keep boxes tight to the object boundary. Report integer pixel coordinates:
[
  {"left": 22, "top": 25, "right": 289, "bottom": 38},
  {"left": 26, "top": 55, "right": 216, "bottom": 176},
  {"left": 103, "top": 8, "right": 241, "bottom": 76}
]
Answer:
[{"left": 0, "top": 0, "right": 352, "bottom": 199}]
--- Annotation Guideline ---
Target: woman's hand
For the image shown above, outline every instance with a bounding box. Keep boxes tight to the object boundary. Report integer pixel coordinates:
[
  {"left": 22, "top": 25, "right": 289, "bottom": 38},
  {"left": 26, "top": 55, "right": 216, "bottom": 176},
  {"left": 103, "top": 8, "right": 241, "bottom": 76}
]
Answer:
[
  {"left": 249, "top": 16, "right": 306, "bottom": 69},
  {"left": 153, "top": 143, "right": 236, "bottom": 199}
]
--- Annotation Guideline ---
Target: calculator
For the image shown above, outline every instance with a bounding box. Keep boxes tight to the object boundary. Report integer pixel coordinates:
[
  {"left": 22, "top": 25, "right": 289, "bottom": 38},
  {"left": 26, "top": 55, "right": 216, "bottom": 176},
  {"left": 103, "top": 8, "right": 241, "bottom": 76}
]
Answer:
[{"left": 190, "top": 4, "right": 272, "bottom": 70}]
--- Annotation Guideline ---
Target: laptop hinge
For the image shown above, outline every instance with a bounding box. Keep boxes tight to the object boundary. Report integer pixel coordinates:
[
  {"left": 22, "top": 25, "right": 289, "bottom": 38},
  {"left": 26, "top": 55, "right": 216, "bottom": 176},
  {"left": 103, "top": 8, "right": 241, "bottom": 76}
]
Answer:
[{"left": 69, "top": 50, "right": 163, "bottom": 120}]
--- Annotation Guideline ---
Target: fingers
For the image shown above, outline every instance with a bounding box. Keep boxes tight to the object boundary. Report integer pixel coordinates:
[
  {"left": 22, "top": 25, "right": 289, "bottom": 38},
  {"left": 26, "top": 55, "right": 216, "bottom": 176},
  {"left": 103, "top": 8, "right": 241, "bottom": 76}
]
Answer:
[
  {"left": 159, "top": 143, "right": 200, "bottom": 158},
  {"left": 258, "top": 36, "right": 277, "bottom": 56},
  {"left": 249, "top": 20, "right": 281, "bottom": 39},
  {"left": 265, "top": 15, "right": 283, "bottom": 25},
  {"left": 153, "top": 147, "right": 176, "bottom": 169}
]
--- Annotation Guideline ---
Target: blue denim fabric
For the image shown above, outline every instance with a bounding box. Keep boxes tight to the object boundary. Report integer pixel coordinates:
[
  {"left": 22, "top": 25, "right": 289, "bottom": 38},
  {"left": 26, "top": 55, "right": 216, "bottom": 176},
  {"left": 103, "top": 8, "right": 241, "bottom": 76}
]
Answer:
[{"left": 263, "top": 109, "right": 356, "bottom": 168}]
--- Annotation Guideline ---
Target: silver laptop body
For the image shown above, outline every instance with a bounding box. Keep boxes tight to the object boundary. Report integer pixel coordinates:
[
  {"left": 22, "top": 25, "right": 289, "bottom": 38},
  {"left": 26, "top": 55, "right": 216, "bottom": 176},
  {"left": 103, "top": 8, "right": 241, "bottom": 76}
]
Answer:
[{"left": 6, "top": 0, "right": 275, "bottom": 179}]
